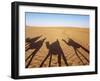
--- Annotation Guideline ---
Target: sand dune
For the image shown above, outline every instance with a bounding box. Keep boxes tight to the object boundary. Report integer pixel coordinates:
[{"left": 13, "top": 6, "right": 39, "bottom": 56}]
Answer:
[{"left": 25, "top": 27, "right": 89, "bottom": 68}]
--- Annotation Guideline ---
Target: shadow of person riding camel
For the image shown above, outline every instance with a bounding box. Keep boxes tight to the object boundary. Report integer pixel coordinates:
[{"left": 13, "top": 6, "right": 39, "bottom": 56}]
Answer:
[
  {"left": 62, "top": 38, "right": 89, "bottom": 65},
  {"left": 25, "top": 35, "right": 42, "bottom": 51},
  {"left": 40, "top": 39, "right": 68, "bottom": 67},
  {"left": 25, "top": 37, "right": 46, "bottom": 68}
]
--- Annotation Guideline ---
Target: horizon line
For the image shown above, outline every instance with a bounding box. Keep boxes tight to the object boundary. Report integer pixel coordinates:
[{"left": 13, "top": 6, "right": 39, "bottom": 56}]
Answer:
[{"left": 26, "top": 25, "right": 89, "bottom": 28}]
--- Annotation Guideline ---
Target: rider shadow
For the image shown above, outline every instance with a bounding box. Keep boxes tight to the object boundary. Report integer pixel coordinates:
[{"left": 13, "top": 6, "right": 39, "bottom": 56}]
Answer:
[
  {"left": 25, "top": 35, "right": 42, "bottom": 51},
  {"left": 25, "top": 37, "right": 46, "bottom": 68},
  {"left": 62, "top": 38, "right": 89, "bottom": 65},
  {"left": 40, "top": 39, "right": 69, "bottom": 67}
]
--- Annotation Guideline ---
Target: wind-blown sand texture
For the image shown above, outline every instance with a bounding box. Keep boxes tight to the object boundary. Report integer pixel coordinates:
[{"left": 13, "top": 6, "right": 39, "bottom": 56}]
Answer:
[{"left": 25, "top": 27, "right": 89, "bottom": 68}]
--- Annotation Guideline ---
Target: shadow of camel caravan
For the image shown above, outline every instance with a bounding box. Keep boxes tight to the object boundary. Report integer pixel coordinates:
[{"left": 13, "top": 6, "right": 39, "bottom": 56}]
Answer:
[
  {"left": 62, "top": 38, "right": 89, "bottom": 65},
  {"left": 40, "top": 39, "right": 69, "bottom": 67},
  {"left": 25, "top": 37, "right": 46, "bottom": 68}
]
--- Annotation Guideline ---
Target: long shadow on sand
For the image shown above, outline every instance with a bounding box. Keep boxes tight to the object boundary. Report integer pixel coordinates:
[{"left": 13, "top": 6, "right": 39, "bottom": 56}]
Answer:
[
  {"left": 25, "top": 35, "right": 42, "bottom": 51},
  {"left": 40, "top": 39, "right": 68, "bottom": 67},
  {"left": 62, "top": 38, "right": 89, "bottom": 65},
  {"left": 25, "top": 37, "right": 46, "bottom": 68}
]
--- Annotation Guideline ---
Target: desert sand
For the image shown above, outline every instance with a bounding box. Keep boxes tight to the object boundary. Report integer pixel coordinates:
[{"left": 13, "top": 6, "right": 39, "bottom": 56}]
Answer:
[{"left": 25, "top": 26, "right": 89, "bottom": 68}]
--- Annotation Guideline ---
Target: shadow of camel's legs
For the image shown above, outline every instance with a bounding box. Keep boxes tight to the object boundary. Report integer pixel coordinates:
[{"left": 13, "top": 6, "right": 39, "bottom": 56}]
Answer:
[
  {"left": 49, "top": 53, "right": 52, "bottom": 67},
  {"left": 25, "top": 50, "right": 35, "bottom": 62},
  {"left": 58, "top": 54, "right": 61, "bottom": 66},
  {"left": 77, "top": 49, "right": 89, "bottom": 63},
  {"left": 73, "top": 48, "right": 85, "bottom": 65},
  {"left": 61, "top": 53, "right": 69, "bottom": 66},
  {"left": 25, "top": 47, "right": 30, "bottom": 52},
  {"left": 40, "top": 52, "right": 50, "bottom": 67},
  {"left": 26, "top": 49, "right": 39, "bottom": 68}
]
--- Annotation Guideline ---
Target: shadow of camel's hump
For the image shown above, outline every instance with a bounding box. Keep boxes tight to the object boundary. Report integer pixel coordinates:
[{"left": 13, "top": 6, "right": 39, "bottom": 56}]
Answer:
[{"left": 46, "top": 40, "right": 64, "bottom": 55}]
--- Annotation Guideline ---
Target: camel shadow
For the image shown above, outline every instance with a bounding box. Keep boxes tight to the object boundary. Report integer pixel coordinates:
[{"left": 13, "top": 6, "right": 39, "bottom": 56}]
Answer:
[
  {"left": 40, "top": 39, "right": 68, "bottom": 67},
  {"left": 62, "top": 38, "right": 89, "bottom": 65},
  {"left": 25, "top": 35, "right": 42, "bottom": 51},
  {"left": 25, "top": 37, "right": 46, "bottom": 68}
]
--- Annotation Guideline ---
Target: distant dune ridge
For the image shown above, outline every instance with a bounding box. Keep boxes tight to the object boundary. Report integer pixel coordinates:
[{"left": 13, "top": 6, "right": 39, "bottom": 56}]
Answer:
[{"left": 25, "top": 26, "right": 89, "bottom": 68}]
